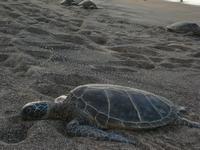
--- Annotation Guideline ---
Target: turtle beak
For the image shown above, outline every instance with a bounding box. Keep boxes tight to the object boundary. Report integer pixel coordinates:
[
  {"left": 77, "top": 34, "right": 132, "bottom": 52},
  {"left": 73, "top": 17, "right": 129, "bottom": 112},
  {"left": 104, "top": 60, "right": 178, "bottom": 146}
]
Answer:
[{"left": 21, "top": 101, "right": 49, "bottom": 121}]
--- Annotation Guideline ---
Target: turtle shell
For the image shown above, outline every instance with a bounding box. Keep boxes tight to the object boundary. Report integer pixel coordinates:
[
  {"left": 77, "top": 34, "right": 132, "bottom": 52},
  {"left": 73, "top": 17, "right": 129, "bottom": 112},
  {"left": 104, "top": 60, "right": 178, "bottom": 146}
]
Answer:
[
  {"left": 68, "top": 84, "right": 177, "bottom": 129},
  {"left": 79, "top": 0, "right": 97, "bottom": 9},
  {"left": 166, "top": 22, "right": 200, "bottom": 33}
]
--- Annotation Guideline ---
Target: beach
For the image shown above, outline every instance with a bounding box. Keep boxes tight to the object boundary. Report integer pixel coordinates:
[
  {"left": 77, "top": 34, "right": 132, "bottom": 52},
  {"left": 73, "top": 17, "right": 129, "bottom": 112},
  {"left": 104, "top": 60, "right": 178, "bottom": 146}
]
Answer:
[
  {"left": 0, "top": 0, "right": 200, "bottom": 149},
  {"left": 166, "top": 0, "right": 200, "bottom": 6}
]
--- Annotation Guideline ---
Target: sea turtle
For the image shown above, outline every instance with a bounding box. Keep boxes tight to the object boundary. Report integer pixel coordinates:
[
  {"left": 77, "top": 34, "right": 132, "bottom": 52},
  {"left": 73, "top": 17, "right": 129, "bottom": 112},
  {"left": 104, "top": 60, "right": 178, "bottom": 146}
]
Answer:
[
  {"left": 21, "top": 84, "right": 200, "bottom": 144},
  {"left": 60, "top": 0, "right": 78, "bottom": 6},
  {"left": 78, "top": 0, "right": 98, "bottom": 9},
  {"left": 166, "top": 22, "right": 200, "bottom": 35}
]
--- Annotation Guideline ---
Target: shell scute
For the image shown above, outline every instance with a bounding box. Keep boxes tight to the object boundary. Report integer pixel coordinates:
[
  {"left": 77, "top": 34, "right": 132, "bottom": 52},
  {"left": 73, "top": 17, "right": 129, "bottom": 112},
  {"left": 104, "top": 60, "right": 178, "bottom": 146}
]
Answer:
[
  {"left": 128, "top": 92, "right": 162, "bottom": 122},
  {"left": 108, "top": 117, "right": 124, "bottom": 128},
  {"left": 76, "top": 98, "right": 85, "bottom": 109},
  {"left": 86, "top": 105, "right": 98, "bottom": 117},
  {"left": 148, "top": 95, "right": 170, "bottom": 117},
  {"left": 82, "top": 88, "right": 108, "bottom": 114},
  {"left": 106, "top": 89, "right": 140, "bottom": 122},
  {"left": 96, "top": 113, "right": 108, "bottom": 126},
  {"left": 72, "top": 86, "right": 87, "bottom": 97}
]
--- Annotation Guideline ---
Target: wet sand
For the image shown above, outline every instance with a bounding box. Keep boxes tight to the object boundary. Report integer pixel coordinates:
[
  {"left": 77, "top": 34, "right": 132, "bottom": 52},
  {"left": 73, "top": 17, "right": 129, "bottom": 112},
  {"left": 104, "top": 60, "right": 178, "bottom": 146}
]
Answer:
[{"left": 0, "top": 0, "right": 200, "bottom": 149}]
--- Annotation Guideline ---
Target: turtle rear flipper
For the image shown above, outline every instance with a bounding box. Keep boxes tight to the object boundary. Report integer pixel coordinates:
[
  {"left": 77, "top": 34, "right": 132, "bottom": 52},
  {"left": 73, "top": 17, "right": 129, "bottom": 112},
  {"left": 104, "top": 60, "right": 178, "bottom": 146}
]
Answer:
[{"left": 175, "top": 116, "right": 200, "bottom": 128}]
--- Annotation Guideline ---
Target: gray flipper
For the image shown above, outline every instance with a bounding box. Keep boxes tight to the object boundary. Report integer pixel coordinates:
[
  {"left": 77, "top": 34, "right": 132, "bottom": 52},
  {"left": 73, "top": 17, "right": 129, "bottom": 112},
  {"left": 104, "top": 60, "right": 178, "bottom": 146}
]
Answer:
[
  {"left": 176, "top": 116, "right": 200, "bottom": 128},
  {"left": 66, "top": 119, "right": 135, "bottom": 144}
]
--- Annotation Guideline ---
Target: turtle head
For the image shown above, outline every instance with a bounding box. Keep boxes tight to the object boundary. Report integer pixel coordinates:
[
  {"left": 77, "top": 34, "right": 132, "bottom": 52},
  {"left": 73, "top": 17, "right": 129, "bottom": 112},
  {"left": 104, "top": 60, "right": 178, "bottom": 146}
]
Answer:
[
  {"left": 21, "top": 96, "right": 71, "bottom": 121},
  {"left": 21, "top": 101, "right": 52, "bottom": 121}
]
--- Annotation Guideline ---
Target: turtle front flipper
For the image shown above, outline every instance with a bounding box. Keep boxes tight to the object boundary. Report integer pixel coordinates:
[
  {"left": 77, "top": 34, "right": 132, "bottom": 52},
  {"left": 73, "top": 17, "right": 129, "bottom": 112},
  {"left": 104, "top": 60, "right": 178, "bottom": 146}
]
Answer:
[{"left": 66, "top": 119, "right": 135, "bottom": 144}]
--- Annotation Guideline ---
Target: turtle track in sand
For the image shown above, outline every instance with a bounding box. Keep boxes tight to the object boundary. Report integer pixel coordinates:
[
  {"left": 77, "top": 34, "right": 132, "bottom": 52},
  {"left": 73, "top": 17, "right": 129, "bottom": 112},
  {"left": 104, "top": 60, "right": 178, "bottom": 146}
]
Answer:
[
  {"left": 31, "top": 72, "right": 103, "bottom": 97},
  {"left": 0, "top": 118, "right": 32, "bottom": 144}
]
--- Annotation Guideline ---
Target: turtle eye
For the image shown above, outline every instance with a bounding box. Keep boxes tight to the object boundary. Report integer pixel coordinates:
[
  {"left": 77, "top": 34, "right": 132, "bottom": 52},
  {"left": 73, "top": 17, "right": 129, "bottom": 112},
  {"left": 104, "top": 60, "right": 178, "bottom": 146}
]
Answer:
[
  {"left": 23, "top": 105, "right": 34, "bottom": 114},
  {"left": 21, "top": 102, "right": 48, "bottom": 120}
]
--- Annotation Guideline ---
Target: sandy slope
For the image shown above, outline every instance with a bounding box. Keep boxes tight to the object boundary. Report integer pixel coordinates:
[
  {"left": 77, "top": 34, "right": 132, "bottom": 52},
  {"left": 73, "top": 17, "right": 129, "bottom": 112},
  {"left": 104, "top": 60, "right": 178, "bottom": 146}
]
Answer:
[{"left": 0, "top": 0, "right": 200, "bottom": 149}]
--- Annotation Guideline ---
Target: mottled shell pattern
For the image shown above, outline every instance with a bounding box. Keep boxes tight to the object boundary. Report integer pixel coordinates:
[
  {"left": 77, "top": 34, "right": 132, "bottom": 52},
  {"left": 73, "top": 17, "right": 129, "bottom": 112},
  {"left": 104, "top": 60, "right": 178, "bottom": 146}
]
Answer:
[{"left": 67, "top": 84, "right": 177, "bottom": 129}]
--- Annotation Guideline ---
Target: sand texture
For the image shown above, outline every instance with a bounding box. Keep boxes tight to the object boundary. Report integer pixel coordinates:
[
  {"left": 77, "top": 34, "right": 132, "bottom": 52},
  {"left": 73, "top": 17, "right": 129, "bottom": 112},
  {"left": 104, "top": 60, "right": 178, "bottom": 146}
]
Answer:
[{"left": 0, "top": 0, "right": 200, "bottom": 149}]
